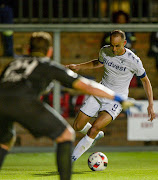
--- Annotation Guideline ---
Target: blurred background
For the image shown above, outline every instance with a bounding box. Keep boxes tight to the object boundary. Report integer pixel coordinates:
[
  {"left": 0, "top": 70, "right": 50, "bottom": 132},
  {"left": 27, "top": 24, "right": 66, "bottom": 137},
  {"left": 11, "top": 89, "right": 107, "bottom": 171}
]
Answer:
[{"left": 0, "top": 0, "right": 158, "bottom": 151}]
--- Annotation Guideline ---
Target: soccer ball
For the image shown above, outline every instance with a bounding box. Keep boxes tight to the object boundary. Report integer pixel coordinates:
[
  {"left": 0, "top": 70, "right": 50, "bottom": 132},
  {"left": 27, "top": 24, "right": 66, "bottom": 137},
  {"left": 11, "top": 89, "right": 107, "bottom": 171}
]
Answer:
[{"left": 88, "top": 152, "right": 108, "bottom": 171}]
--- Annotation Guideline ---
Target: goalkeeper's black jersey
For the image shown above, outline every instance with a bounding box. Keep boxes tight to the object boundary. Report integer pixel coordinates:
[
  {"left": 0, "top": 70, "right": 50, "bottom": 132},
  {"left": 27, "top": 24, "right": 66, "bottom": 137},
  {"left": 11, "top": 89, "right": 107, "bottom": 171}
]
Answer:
[{"left": 0, "top": 57, "right": 79, "bottom": 95}]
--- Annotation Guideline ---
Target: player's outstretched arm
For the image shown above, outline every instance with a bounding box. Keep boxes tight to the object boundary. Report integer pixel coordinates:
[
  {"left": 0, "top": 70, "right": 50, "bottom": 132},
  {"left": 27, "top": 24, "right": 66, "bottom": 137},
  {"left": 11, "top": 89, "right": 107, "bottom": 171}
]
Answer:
[
  {"left": 72, "top": 77, "right": 137, "bottom": 110},
  {"left": 52, "top": 63, "right": 138, "bottom": 110},
  {"left": 66, "top": 59, "right": 103, "bottom": 72},
  {"left": 72, "top": 77, "right": 115, "bottom": 100}
]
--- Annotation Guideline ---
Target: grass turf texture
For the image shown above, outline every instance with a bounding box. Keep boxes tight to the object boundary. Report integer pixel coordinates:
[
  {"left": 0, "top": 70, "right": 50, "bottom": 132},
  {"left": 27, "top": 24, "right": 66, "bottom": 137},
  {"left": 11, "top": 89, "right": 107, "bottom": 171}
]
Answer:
[{"left": 1, "top": 151, "right": 158, "bottom": 180}]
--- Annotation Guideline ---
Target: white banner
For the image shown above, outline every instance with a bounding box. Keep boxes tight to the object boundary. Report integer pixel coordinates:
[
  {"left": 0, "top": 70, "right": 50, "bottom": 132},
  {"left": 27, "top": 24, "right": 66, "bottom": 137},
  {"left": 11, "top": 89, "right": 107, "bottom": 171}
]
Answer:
[{"left": 127, "top": 100, "right": 158, "bottom": 141}]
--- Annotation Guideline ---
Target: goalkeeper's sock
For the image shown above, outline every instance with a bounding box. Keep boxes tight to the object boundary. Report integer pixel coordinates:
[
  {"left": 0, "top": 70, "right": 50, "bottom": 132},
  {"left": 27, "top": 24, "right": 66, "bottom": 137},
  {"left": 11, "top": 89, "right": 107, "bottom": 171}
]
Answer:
[
  {"left": 57, "top": 141, "right": 72, "bottom": 180},
  {"left": 0, "top": 147, "right": 8, "bottom": 170},
  {"left": 79, "top": 122, "right": 92, "bottom": 134},
  {"left": 71, "top": 135, "right": 94, "bottom": 162}
]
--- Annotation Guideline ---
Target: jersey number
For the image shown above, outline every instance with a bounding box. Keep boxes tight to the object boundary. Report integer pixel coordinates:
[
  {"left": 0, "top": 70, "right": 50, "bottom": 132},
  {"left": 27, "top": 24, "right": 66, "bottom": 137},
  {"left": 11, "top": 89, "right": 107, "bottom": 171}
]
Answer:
[
  {"left": 2, "top": 59, "right": 38, "bottom": 82},
  {"left": 112, "top": 104, "right": 118, "bottom": 111}
]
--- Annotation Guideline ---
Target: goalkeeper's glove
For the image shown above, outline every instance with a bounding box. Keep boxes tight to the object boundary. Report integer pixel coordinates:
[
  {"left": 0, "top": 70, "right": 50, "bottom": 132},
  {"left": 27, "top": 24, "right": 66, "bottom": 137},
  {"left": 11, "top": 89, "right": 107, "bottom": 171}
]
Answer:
[{"left": 114, "top": 95, "right": 141, "bottom": 111}]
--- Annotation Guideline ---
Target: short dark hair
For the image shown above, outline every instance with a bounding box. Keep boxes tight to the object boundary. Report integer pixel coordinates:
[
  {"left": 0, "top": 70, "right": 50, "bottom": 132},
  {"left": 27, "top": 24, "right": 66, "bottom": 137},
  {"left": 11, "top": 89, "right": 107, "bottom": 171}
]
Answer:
[
  {"left": 112, "top": 10, "right": 130, "bottom": 23},
  {"left": 110, "top": 30, "right": 126, "bottom": 41},
  {"left": 30, "top": 32, "right": 52, "bottom": 55}
]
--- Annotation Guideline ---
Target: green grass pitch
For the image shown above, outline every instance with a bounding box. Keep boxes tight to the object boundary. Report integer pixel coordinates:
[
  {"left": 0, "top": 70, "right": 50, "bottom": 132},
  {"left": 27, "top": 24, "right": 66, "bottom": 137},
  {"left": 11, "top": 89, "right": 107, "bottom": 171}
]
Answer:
[{"left": 1, "top": 151, "right": 158, "bottom": 180}]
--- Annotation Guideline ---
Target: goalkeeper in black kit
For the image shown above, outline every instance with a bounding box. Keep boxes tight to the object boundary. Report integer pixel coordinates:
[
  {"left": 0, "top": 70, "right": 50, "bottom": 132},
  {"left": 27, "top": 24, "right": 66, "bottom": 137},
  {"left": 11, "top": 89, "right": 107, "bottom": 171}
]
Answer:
[{"left": 0, "top": 32, "right": 135, "bottom": 180}]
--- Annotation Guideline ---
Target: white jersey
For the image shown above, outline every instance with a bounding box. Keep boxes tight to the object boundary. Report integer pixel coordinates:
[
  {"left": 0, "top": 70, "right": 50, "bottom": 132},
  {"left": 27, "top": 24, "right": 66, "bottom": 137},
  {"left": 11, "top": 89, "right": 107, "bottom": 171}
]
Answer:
[{"left": 98, "top": 45, "right": 146, "bottom": 98}]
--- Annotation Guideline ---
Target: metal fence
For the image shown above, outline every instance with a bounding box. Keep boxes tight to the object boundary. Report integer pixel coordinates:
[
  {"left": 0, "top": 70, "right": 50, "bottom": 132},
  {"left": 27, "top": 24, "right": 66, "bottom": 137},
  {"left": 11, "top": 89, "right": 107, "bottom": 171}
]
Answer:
[{"left": 13, "top": 0, "right": 158, "bottom": 24}]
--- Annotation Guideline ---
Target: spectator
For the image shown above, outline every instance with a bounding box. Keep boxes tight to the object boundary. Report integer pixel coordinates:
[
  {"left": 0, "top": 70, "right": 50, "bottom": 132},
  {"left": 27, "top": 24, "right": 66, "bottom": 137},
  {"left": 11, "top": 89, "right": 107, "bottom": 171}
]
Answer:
[
  {"left": 148, "top": 32, "right": 158, "bottom": 71},
  {"left": 0, "top": 0, "right": 14, "bottom": 57},
  {"left": 101, "top": 10, "right": 136, "bottom": 51}
]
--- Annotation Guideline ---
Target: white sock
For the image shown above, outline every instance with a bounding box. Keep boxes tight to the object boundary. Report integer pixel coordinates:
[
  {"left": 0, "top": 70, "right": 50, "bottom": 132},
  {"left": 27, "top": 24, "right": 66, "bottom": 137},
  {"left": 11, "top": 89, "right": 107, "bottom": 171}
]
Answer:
[
  {"left": 79, "top": 122, "right": 92, "bottom": 134},
  {"left": 95, "top": 131, "right": 103, "bottom": 139},
  {"left": 71, "top": 134, "right": 94, "bottom": 162}
]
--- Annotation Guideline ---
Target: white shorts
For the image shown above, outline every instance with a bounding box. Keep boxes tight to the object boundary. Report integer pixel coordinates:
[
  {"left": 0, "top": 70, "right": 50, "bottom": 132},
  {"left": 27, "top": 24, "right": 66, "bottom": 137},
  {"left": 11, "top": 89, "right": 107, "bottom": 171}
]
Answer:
[{"left": 80, "top": 95, "right": 122, "bottom": 120}]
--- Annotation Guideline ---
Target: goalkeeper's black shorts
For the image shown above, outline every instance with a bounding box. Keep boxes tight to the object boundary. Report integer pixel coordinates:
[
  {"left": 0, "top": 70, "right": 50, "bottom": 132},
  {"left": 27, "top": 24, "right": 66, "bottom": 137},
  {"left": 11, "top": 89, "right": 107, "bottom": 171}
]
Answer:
[{"left": 0, "top": 95, "right": 68, "bottom": 144}]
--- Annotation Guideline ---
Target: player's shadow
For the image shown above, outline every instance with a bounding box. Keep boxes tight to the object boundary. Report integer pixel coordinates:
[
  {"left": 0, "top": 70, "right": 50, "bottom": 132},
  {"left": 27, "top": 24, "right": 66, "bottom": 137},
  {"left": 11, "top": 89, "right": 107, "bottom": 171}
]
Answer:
[
  {"left": 72, "top": 171, "right": 90, "bottom": 174},
  {"left": 33, "top": 172, "right": 59, "bottom": 177},
  {"left": 33, "top": 171, "right": 90, "bottom": 177}
]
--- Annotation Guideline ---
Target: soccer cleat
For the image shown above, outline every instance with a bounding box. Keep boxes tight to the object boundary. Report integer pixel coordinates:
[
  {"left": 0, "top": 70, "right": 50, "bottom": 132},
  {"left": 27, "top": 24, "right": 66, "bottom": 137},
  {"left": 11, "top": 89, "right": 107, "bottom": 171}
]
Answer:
[{"left": 91, "top": 131, "right": 104, "bottom": 147}]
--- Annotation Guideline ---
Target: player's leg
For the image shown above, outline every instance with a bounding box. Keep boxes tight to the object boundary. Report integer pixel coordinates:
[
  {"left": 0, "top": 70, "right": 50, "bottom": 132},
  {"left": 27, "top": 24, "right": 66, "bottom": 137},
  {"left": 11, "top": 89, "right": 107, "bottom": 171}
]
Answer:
[
  {"left": 90, "top": 100, "right": 122, "bottom": 143},
  {"left": 88, "top": 111, "right": 112, "bottom": 138},
  {"left": 72, "top": 96, "right": 101, "bottom": 162},
  {"left": 13, "top": 100, "right": 75, "bottom": 180},
  {"left": 71, "top": 111, "right": 93, "bottom": 162},
  {"left": 72, "top": 111, "right": 112, "bottom": 162},
  {"left": 73, "top": 96, "right": 100, "bottom": 135},
  {"left": 55, "top": 126, "right": 75, "bottom": 180},
  {"left": 0, "top": 117, "right": 16, "bottom": 170},
  {"left": 40, "top": 104, "right": 75, "bottom": 180},
  {"left": 72, "top": 100, "right": 122, "bottom": 162},
  {"left": 0, "top": 135, "right": 16, "bottom": 168},
  {"left": 75, "top": 114, "right": 104, "bottom": 144},
  {"left": 73, "top": 110, "right": 92, "bottom": 132}
]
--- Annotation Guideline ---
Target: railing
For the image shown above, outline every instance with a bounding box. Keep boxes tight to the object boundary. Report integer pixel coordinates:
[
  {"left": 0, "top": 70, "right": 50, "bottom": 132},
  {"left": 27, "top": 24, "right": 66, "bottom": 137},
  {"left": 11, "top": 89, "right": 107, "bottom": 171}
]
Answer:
[
  {"left": 0, "top": 24, "right": 158, "bottom": 32},
  {"left": 12, "top": 0, "right": 158, "bottom": 24}
]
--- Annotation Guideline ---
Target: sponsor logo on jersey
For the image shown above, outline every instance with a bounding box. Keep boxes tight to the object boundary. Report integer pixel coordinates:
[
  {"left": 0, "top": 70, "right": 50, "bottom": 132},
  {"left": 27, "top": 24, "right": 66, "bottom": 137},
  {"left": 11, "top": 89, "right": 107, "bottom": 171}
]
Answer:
[{"left": 103, "top": 58, "right": 126, "bottom": 71}]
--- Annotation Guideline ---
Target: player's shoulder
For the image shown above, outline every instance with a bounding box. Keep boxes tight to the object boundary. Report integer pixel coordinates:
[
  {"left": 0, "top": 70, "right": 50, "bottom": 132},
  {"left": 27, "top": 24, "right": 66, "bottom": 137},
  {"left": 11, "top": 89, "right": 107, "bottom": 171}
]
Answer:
[
  {"left": 125, "top": 48, "right": 139, "bottom": 59},
  {"left": 124, "top": 48, "right": 141, "bottom": 63},
  {"left": 13, "top": 55, "right": 37, "bottom": 62},
  {"left": 100, "top": 45, "right": 110, "bottom": 52},
  {"left": 39, "top": 57, "right": 51, "bottom": 63},
  {"left": 100, "top": 45, "right": 113, "bottom": 57},
  {"left": 13, "top": 56, "right": 51, "bottom": 67}
]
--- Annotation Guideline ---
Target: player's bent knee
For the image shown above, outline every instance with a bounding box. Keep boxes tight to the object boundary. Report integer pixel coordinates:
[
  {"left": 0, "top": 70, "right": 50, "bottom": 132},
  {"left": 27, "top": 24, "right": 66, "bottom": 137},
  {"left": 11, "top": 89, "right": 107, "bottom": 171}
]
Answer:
[
  {"left": 88, "top": 126, "right": 100, "bottom": 138},
  {"left": 73, "top": 122, "right": 79, "bottom": 131},
  {"left": 56, "top": 125, "right": 75, "bottom": 143},
  {"left": 73, "top": 121, "right": 84, "bottom": 131}
]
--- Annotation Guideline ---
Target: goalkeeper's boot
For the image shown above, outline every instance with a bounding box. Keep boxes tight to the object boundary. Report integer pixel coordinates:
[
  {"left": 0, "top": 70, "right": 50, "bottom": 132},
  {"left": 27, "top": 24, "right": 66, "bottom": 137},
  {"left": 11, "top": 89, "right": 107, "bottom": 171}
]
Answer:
[{"left": 91, "top": 131, "right": 104, "bottom": 147}]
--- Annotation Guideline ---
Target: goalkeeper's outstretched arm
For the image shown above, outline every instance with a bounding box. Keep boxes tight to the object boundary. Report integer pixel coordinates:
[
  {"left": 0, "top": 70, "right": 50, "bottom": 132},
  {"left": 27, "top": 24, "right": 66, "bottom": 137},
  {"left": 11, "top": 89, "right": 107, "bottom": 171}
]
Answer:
[{"left": 72, "top": 77, "right": 134, "bottom": 110}]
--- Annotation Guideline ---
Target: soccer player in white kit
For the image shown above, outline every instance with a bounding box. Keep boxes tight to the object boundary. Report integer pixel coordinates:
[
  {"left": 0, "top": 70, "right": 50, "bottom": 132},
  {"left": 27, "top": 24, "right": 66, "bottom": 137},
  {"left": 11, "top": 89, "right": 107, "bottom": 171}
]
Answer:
[{"left": 66, "top": 30, "right": 156, "bottom": 162}]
